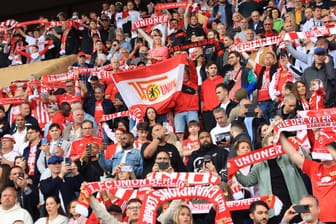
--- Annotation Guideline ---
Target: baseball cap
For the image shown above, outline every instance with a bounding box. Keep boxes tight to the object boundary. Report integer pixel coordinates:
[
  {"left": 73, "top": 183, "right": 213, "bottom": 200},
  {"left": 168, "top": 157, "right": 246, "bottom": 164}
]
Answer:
[
  {"left": 1, "top": 134, "right": 16, "bottom": 143},
  {"left": 77, "top": 51, "right": 86, "bottom": 57},
  {"left": 47, "top": 156, "right": 64, "bottom": 164},
  {"left": 314, "top": 47, "right": 326, "bottom": 55}
]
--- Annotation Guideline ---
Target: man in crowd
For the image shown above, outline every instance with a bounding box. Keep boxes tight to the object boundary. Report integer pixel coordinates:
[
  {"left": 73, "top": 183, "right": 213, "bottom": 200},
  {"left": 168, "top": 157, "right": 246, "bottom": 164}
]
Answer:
[
  {"left": 281, "top": 195, "right": 323, "bottom": 224},
  {"left": 249, "top": 200, "right": 270, "bottom": 224},
  {"left": 0, "top": 186, "right": 33, "bottom": 224},
  {"left": 279, "top": 133, "right": 336, "bottom": 222},
  {"left": 98, "top": 132, "right": 143, "bottom": 178},
  {"left": 187, "top": 130, "right": 229, "bottom": 181},
  {"left": 141, "top": 123, "right": 186, "bottom": 177},
  {"left": 68, "top": 120, "right": 102, "bottom": 161}
]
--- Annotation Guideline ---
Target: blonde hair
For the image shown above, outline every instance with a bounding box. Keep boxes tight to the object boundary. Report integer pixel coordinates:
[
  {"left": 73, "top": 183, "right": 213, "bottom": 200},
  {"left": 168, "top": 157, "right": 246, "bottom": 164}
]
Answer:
[{"left": 172, "top": 204, "right": 193, "bottom": 224}]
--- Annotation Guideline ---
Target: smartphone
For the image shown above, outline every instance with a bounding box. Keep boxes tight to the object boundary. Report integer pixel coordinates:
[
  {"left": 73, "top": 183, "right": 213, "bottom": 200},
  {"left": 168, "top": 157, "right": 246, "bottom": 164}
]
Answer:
[
  {"left": 157, "top": 162, "right": 170, "bottom": 170},
  {"left": 64, "top": 157, "right": 71, "bottom": 165},
  {"left": 41, "top": 137, "right": 48, "bottom": 145},
  {"left": 121, "top": 165, "right": 133, "bottom": 172},
  {"left": 293, "top": 205, "right": 310, "bottom": 213},
  {"left": 203, "top": 155, "right": 211, "bottom": 167},
  {"left": 86, "top": 144, "right": 92, "bottom": 151},
  {"left": 163, "top": 122, "right": 170, "bottom": 135},
  {"left": 18, "top": 172, "right": 25, "bottom": 178}
]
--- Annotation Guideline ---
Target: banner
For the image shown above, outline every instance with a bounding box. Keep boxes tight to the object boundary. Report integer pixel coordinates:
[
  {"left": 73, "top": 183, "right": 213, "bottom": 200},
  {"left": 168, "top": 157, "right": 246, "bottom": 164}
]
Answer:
[
  {"left": 41, "top": 72, "right": 75, "bottom": 85},
  {"left": 227, "top": 144, "right": 284, "bottom": 179},
  {"left": 284, "top": 25, "right": 336, "bottom": 41},
  {"left": 274, "top": 109, "right": 336, "bottom": 140},
  {"left": 139, "top": 186, "right": 233, "bottom": 224},
  {"left": 168, "top": 39, "right": 217, "bottom": 53},
  {"left": 132, "top": 15, "right": 169, "bottom": 30},
  {"left": 147, "top": 172, "right": 221, "bottom": 185},
  {"left": 230, "top": 36, "right": 283, "bottom": 52},
  {"left": 155, "top": 2, "right": 189, "bottom": 11},
  {"left": 192, "top": 194, "right": 282, "bottom": 216},
  {"left": 274, "top": 109, "right": 336, "bottom": 160},
  {"left": 112, "top": 54, "right": 186, "bottom": 115},
  {"left": 0, "top": 97, "right": 25, "bottom": 105}
]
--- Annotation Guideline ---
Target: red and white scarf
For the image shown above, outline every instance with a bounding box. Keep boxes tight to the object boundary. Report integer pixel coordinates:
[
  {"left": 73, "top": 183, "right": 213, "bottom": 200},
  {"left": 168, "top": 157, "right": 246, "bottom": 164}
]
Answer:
[{"left": 27, "top": 145, "right": 37, "bottom": 176}]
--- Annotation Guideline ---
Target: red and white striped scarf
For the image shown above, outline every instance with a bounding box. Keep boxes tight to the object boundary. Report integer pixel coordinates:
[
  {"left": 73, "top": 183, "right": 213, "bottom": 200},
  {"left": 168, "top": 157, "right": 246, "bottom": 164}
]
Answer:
[
  {"left": 27, "top": 145, "right": 37, "bottom": 176},
  {"left": 60, "top": 28, "right": 70, "bottom": 56}
]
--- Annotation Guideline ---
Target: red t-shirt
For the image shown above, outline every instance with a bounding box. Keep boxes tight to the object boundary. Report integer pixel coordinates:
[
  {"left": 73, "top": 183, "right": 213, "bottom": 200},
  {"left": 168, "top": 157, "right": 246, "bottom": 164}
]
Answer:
[
  {"left": 56, "top": 93, "right": 82, "bottom": 106},
  {"left": 201, "top": 75, "right": 224, "bottom": 111},
  {"left": 94, "top": 100, "right": 104, "bottom": 123},
  {"left": 255, "top": 64, "right": 271, "bottom": 102},
  {"left": 302, "top": 159, "right": 336, "bottom": 222},
  {"left": 69, "top": 136, "right": 102, "bottom": 161}
]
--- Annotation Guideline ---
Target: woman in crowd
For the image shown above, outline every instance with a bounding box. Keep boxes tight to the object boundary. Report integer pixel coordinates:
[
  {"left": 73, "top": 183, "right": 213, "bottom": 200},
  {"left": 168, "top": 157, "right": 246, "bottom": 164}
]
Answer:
[
  {"left": 172, "top": 204, "right": 193, "bottom": 224},
  {"left": 34, "top": 195, "right": 68, "bottom": 224},
  {"left": 235, "top": 133, "right": 307, "bottom": 223},
  {"left": 295, "top": 81, "right": 309, "bottom": 110},
  {"left": 146, "top": 29, "right": 169, "bottom": 63},
  {"left": 0, "top": 164, "right": 11, "bottom": 193},
  {"left": 144, "top": 107, "right": 158, "bottom": 141}
]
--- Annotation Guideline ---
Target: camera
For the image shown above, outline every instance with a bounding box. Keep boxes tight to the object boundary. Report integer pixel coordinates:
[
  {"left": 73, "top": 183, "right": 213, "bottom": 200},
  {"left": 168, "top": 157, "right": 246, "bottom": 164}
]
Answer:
[{"left": 18, "top": 172, "right": 25, "bottom": 178}]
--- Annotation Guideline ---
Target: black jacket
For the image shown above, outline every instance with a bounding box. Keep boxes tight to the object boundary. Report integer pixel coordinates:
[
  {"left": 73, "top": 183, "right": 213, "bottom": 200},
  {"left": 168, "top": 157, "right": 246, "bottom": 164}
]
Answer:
[{"left": 187, "top": 144, "right": 229, "bottom": 182}]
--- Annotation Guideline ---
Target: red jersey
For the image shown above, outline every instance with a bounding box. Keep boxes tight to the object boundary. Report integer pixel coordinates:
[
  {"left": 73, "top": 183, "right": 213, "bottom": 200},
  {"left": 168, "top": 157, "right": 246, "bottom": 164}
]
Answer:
[
  {"left": 69, "top": 136, "right": 102, "bottom": 161},
  {"left": 56, "top": 93, "right": 82, "bottom": 106},
  {"left": 182, "top": 138, "right": 200, "bottom": 165},
  {"left": 201, "top": 75, "right": 224, "bottom": 111},
  {"left": 255, "top": 64, "right": 271, "bottom": 102},
  {"left": 302, "top": 159, "right": 336, "bottom": 222}
]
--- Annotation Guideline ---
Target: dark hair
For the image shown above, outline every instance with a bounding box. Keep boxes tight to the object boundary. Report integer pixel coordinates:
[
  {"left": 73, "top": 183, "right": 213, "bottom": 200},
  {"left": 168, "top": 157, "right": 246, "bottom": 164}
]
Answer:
[
  {"left": 0, "top": 164, "right": 11, "bottom": 193},
  {"left": 228, "top": 50, "right": 241, "bottom": 58},
  {"left": 126, "top": 198, "right": 142, "bottom": 207},
  {"left": 249, "top": 200, "right": 269, "bottom": 213},
  {"left": 136, "top": 122, "right": 149, "bottom": 131},
  {"left": 206, "top": 60, "right": 217, "bottom": 68},
  {"left": 27, "top": 125, "right": 41, "bottom": 133},
  {"left": 187, "top": 120, "right": 200, "bottom": 127},
  {"left": 198, "top": 130, "right": 209, "bottom": 138},
  {"left": 81, "top": 120, "right": 94, "bottom": 128},
  {"left": 49, "top": 123, "right": 61, "bottom": 131},
  {"left": 216, "top": 83, "right": 230, "bottom": 92},
  {"left": 144, "top": 107, "right": 158, "bottom": 124},
  {"left": 294, "top": 80, "right": 308, "bottom": 100}
]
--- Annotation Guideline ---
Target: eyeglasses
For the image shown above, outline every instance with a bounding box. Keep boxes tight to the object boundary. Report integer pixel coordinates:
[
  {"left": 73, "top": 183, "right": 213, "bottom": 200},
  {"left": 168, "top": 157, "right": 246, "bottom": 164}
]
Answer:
[
  {"left": 127, "top": 206, "right": 141, "bottom": 210},
  {"left": 323, "top": 20, "right": 332, "bottom": 24}
]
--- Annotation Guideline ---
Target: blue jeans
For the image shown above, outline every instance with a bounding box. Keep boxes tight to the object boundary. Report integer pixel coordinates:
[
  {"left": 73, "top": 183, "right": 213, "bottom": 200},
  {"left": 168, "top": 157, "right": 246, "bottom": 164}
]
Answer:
[
  {"left": 258, "top": 100, "right": 275, "bottom": 123},
  {"left": 174, "top": 110, "right": 199, "bottom": 133}
]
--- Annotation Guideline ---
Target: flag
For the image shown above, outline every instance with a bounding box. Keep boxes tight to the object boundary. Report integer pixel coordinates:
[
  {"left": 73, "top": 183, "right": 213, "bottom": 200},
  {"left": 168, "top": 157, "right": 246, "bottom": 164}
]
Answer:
[{"left": 112, "top": 54, "right": 187, "bottom": 115}]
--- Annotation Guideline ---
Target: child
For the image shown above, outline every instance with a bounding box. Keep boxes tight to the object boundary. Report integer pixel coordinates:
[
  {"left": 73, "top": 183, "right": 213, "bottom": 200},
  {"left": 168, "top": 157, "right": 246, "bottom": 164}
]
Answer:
[
  {"left": 309, "top": 79, "right": 325, "bottom": 110},
  {"left": 181, "top": 120, "right": 200, "bottom": 166},
  {"left": 134, "top": 122, "right": 150, "bottom": 150}
]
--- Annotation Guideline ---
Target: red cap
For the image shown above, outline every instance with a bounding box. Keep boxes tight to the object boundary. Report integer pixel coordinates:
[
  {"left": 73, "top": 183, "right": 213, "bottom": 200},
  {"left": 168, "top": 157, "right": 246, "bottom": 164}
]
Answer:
[{"left": 77, "top": 51, "right": 86, "bottom": 57}]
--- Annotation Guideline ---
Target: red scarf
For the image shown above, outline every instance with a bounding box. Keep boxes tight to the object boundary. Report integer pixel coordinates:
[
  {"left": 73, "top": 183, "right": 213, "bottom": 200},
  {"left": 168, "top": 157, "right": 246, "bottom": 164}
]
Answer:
[{"left": 27, "top": 145, "right": 37, "bottom": 176}]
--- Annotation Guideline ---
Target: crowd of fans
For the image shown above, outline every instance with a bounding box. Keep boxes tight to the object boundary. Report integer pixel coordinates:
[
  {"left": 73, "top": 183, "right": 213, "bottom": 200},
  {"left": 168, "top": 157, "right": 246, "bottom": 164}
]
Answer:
[{"left": 1, "top": 0, "right": 336, "bottom": 223}]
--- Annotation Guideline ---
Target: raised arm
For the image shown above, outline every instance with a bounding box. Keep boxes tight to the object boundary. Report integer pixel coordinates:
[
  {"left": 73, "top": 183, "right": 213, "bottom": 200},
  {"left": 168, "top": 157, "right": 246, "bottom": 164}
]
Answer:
[
  {"left": 279, "top": 133, "right": 304, "bottom": 169},
  {"left": 241, "top": 51, "right": 256, "bottom": 71}
]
